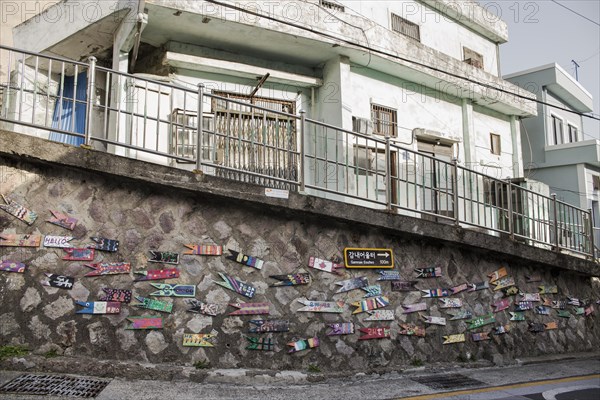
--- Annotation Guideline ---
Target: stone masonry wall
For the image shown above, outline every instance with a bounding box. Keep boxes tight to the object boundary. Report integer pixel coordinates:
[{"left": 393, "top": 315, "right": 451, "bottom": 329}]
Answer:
[{"left": 1, "top": 146, "right": 599, "bottom": 372}]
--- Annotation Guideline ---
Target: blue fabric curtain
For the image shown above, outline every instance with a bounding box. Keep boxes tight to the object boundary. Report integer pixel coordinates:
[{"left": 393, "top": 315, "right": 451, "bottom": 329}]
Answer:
[{"left": 49, "top": 72, "right": 87, "bottom": 146}]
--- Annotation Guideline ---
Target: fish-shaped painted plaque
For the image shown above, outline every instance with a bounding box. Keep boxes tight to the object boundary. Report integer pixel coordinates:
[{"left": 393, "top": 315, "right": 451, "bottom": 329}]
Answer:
[
  {"left": 515, "top": 301, "right": 534, "bottom": 312},
  {"left": 351, "top": 296, "right": 389, "bottom": 314},
  {"left": 0, "top": 234, "right": 41, "bottom": 247},
  {"left": 148, "top": 251, "right": 179, "bottom": 265},
  {"left": 402, "top": 302, "right": 427, "bottom": 314},
  {"left": 472, "top": 332, "right": 491, "bottom": 342},
  {"left": 421, "top": 288, "right": 452, "bottom": 298},
  {"left": 450, "top": 283, "right": 468, "bottom": 295},
  {"left": 467, "top": 281, "right": 489, "bottom": 292},
  {"left": 585, "top": 305, "right": 594, "bottom": 316},
  {"left": 378, "top": 271, "right": 401, "bottom": 281},
  {"left": 335, "top": 277, "right": 369, "bottom": 293},
  {"left": 391, "top": 280, "right": 418, "bottom": 292},
  {"left": 567, "top": 297, "right": 582, "bottom": 306},
  {"left": 526, "top": 274, "right": 542, "bottom": 283},
  {"left": 150, "top": 283, "right": 196, "bottom": 297},
  {"left": 183, "top": 244, "right": 223, "bottom": 256},
  {"left": 535, "top": 306, "right": 550, "bottom": 315},
  {"left": 183, "top": 333, "right": 216, "bottom": 347},
  {"left": 421, "top": 314, "right": 446, "bottom": 326},
  {"left": 415, "top": 267, "right": 442, "bottom": 278},
  {"left": 296, "top": 298, "right": 344, "bottom": 313},
  {"left": 573, "top": 307, "right": 585, "bottom": 315},
  {"left": 43, "top": 236, "right": 74, "bottom": 248},
  {"left": 552, "top": 300, "right": 567, "bottom": 310},
  {"left": 99, "top": 288, "right": 132, "bottom": 303},
  {"left": 214, "top": 272, "right": 255, "bottom": 298},
  {"left": 89, "top": 237, "right": 119, "bottom": 252},
  {"left": 76, "top": 301, "right": 121, "bottom": 314},
  {"left": 467, "top": 313, "right": 496, "bottom": 330},
  {"left": 84, "top": 262, "right": 131, "bottom": 277},
  {"left": 229, "top": 302, "right": 270, "bottom": 316},
  {"left": 556, "top": 310, "right": 570, "bottom": 318},
  {"left": 0, "top": 261, "right": 26, "bottom": 273},
  {"left": 440, "top": 298, "right": 463, "bottom": 308},
  {"left": 62, "top": 248, "right": 95, "bottom": 261},
  {"left": 492, "top": 298, "right": 512, "bottom": 313},
  {"left": 502, "top": 286, "right": 520, "bottom": 297},
  {"left": 0, "top": 195, "right": 37, "bottom": 225},
  {"left": 41, "top": 273, "right": 74, "bottom": 289},
  {"left": 529, "top": 323, "right": 545, "bottom": 333},
  {"left": 520, "top": 293, "right": 541, "bottom": 302},
  {"left": 443, "top": 334, "right": 465, "bottom": 344},
  {"left": 186, "top": 299, "right": 219, "bottom": 316},
  {"left": 327, "top": 322, "right": 355, "bottom": 336},
  {"left": 308, "top": 256, "right": 343, "bottom": 274},
  {"left": 246, "top": 336, "right": 275, "bottom": 351},
  {"left": 493, "top": 276, "right": 516, "bottom": 291},
  {"left": 358, "top": 327, "right": 390, "bottom": 340},
  {"left": 541, "top": 297, "right": 552, "bottom": 307},
  {"left": 447, "top": 309, "right": 472, "bottom": 320},
  {"left": 134, "top": 268, "right": 180, "bottom": 281},
  {"left": 544, "top": 321, "right": 558, "bottom": 330},
  {"left": 269, "top": 273, "right": 310, "bottom": 287},
  {"left": 494, "top": 324, "right": 511, "bottom": 335},
  {"left": 365, "top": 310, "right": 394, "bottom": 321},
  {"left": 226, "top": 249, "right": 264, "bottom": 270},
  {"left": 126, "top": 316, "right": 163, "bottom": 330},
  {"left": 362, "top": 284, "right": 382, "bottom": 298},
  {"left": 509, "top": 312, "right": 525, "bottom": 321},
  {"left": 488, "top": 267, "right": 507, "bottom": 283},
  {"left": 288, "top": 337, "right": 319, "bottom": 353},
  {"left": 398, "top": 324, "right": 426, "bottom": 337},
  {"left": 47, "top": 210, "right": 77, "bottom": 231},
  {"left": 539, "top": 285, "right": 558, "bottom": 295},
  {"left": 132, "top": 296, "right": 173, "bottom": 313},
  {"left": 248, "top": 320, "right": 289, "bottom": 333}
]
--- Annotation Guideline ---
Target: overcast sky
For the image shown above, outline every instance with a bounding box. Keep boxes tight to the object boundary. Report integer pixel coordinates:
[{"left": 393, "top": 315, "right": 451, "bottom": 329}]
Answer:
[{"left": 478, "top": 0, "right": 600, "bottom": 139}]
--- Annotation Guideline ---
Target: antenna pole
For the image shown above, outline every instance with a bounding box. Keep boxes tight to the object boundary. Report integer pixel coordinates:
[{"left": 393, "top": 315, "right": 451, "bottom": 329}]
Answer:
[{"left": 572, "top": 59, "right": 581, "bottom": 81}]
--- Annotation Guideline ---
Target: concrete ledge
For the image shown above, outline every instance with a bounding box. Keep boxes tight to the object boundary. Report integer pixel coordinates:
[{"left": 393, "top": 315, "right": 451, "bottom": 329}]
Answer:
[{"left": 0, "top": 129, "right": 598, "bottom": 277}]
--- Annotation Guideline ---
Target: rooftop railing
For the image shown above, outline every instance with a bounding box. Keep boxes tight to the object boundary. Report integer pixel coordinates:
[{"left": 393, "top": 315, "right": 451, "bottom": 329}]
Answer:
[{"left": 0, "top": 45, "right": 596, "bottom": 261}]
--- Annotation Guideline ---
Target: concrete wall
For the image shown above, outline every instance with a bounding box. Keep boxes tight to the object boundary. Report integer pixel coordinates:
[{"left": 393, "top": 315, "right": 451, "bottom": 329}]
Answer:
[{"left": 1, "top": 131, "right": 599, "bottom": 372}]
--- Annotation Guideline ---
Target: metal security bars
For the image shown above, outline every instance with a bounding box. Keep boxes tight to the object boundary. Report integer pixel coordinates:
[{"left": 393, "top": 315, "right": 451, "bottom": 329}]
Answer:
[{"left": 0, "top": 45, "right": 595, "bottom": 261}]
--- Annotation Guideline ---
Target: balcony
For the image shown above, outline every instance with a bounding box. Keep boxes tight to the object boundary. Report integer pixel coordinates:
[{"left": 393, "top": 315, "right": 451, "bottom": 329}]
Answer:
[
  {"left": 544, "top": 139, "right": 600, "bottom": 168},
  {"left": 0, "top": 45, "right": 595, "bottom": 261}
]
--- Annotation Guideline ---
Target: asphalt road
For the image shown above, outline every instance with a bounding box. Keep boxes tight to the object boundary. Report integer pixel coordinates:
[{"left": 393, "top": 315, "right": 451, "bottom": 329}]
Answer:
[{"left": 0, "top": 357, "right": 599, "bottom": 399}]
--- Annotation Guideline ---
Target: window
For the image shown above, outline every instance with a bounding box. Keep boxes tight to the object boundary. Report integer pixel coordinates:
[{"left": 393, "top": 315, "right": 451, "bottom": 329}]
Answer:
[
  {"left": 463, "top": 47, "right": 484, "bottom": 69},
  {"left": 320, "top": 0, "right": 344, "bottom": 13},
  {"left": 551, "top": 115, "right": 564, "bottom": 145},
  {"left": 371, "top": 104, "right": 397, "bottom": 137},
  {"left": 490, "top": 133, "right": 501, "bottom": 155},
  {"left": 170, "top": 109, "right": 215, "bottom": 162},
  {"left": 391, "top": 13, "right": 421, "bottom": 42},
  {"left": 568, "top": 124, "right": 579, "bottom": 143},
  {"left": 593, "top": 175, "right": 600, "bottom": 191}
]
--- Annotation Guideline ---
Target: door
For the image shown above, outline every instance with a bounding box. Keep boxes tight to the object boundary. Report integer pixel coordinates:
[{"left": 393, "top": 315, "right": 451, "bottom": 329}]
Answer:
[{"left": 417, "top": 140, "right": 454, "bottom": 219}]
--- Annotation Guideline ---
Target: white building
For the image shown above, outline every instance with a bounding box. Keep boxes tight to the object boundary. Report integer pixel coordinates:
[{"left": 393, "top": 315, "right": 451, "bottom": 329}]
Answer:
[{"left": 4, "top": 0, "right": 552, "bottom": 237}]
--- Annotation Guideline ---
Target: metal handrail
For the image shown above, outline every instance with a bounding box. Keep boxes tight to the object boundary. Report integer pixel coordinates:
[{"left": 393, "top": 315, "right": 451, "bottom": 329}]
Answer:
[{"left": 0, "top": 45, "right": 596, "bottom": 261}]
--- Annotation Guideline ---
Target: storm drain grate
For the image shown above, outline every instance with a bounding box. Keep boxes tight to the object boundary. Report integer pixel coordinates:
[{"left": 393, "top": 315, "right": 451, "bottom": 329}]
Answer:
[
  {"left": 0, "top": 374, "right": 110, "bottom": 398},
  {"left": 411, "top": 373, "right": 484, "bottom": 390}
]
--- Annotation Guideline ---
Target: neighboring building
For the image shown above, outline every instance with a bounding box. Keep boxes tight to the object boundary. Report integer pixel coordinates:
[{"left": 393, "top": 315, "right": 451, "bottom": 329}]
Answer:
[{"left": 505, "top": 63, "right": 600, "bottom": 251}]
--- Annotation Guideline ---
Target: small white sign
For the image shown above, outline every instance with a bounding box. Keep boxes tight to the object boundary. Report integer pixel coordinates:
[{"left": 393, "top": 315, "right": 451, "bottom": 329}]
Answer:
[
  {"left": 43, "top": 236, "right": 74, "bottom": 248},
  {"left": 265, "top": 188, "right": 289, "bottom": 199}
]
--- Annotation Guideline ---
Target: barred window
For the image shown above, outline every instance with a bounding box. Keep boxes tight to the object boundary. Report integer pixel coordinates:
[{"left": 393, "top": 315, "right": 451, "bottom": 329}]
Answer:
[
  {"left": 391, "top": 13, "right": 420, "bottom": 42},
  {"left": 371, "top": 104, "right": 397, "bottom": 137}
]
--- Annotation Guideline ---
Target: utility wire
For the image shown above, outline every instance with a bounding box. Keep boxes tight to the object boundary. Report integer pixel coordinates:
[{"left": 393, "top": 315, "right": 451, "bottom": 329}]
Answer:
[
  {"left": 549, "top": 0, "right": 600, "bottom": 27},
  {"left": 578, "top": 49, "right": 600, "bottom": 63},
  {"left": 204, "top": 0, "right": 600, "bottom": 122}
]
